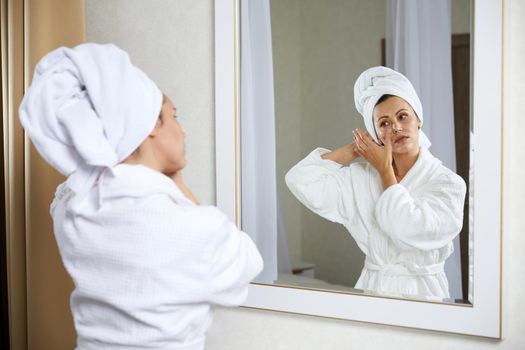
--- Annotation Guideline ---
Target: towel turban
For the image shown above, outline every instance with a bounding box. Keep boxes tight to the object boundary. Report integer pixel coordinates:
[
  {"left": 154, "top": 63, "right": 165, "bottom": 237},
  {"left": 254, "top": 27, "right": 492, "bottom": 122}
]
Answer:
[
  {"left": 353, "top": 66, "right": 431, "bottom": 148},
  {"left": 19, "top": 43, "right": 163, "bottom": 208}
]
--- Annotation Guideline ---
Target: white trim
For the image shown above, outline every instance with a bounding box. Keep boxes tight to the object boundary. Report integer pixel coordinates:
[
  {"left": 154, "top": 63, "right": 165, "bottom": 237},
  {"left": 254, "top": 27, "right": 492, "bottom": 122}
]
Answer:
[
  {"left": 215, "top": 0, "right": 240, "bottom": 225},
  {"left": 215, "top": 0, "right": 503, "bottom": 338}
]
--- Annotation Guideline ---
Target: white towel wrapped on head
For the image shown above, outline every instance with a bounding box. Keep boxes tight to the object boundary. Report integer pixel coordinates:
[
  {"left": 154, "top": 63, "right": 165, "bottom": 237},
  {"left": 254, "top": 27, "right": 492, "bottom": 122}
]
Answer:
[
  {"left": 353, "top": 66, "right": 431, "bottom": 148},
  {"left": 19, "top": 43, "right": 163, "bottom": 208}
]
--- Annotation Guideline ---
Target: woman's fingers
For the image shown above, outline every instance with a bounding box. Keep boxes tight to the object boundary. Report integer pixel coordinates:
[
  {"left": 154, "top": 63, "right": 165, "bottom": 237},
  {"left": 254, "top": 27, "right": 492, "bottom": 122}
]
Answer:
[
  {"left": 354, "top": 137, "right": 367, "bottom": 153},
  {"left": 354, "top": 145, "right": 365, "bottom": 158},
  {"left": 383, "top": 129, "right": 392, "bottom": 143},
  {"left": 354, "top": 129, "right": 369, "bottom": 147},
  {"left": 353, "top": 137, "right": 369, "bottom": 160},
  {"left": 353, "top": 129, "right": 372, "bottom": 153},
  {"left": 382, "top": 129, "right": 393, "bottom": 152},
  {"left": 353, "top": 135, "right": 363, "bottom": 150},
  {"left": 353, "top": 130, "right": 395, "bottom": 177}
]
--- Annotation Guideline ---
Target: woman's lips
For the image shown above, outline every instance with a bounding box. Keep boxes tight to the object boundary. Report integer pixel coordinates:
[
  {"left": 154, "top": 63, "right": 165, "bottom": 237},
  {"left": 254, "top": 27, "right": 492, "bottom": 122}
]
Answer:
[{"left": 394, "top": 136, "right": 409, "bottom": 144}]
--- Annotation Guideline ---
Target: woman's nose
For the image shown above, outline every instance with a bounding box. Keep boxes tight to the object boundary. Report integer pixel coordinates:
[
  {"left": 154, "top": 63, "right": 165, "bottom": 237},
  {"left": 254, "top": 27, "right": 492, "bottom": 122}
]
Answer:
[{"left": 391, "top": 122, "right": 401, "bottom": 132}]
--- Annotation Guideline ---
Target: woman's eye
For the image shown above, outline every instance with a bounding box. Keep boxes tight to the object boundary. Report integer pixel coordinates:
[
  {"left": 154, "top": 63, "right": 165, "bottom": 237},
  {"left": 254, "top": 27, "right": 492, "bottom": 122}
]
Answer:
[
  {"left": 380, "top": 121, "right": 390, "bottom": 128},
  {"left": 399, "top": 114, "right": 407, "bottom": 120}
]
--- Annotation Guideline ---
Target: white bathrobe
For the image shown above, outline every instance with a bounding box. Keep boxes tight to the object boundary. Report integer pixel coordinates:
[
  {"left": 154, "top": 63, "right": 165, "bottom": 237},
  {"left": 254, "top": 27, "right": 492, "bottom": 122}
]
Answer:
[
  {"left": 285, "top": 147, "right": 466, "bottom": 299},
  {"left": 51, "top": 164, "right": 263, "bottom": 350}
]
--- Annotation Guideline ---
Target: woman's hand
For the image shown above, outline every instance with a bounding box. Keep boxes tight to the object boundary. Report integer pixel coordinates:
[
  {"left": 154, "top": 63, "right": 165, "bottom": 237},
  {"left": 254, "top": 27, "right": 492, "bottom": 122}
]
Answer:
[
  {"left": 353, "top": 128, "right": 397, "bottom": 190},
  {"left": 170, "top": 171, "right": 199, "bottom": 205},
  {"left": 321, "top": 142, "right": 360, "bottom": 165}
]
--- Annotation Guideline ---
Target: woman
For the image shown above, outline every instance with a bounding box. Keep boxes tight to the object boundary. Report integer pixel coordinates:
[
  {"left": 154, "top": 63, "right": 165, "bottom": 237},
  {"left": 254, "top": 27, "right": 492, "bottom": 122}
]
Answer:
[
  {"left": 19, "top": 43, "right": 263, "bottom": 350},
  {"left": 285, "top": 66, "right": 466, "bottom": 300}
]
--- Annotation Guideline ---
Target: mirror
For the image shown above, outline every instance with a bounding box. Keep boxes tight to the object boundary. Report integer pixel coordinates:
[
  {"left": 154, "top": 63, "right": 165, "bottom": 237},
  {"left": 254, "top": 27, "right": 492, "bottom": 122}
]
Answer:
[
  {"left": 215, "top": 0, "right": 503, "bottom": 338},
  {"left": 239, "top": 0, "right": 472, "bottom": 304}
]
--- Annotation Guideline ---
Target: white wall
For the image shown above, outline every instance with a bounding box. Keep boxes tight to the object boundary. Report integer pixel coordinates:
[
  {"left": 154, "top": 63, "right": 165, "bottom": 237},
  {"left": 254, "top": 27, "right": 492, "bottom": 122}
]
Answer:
[
  {"left": 87, "top": 0, "right": 525, "bottom": 348},
  {"left": 86, "top": 0, "right": 216, "bottom": 205}
]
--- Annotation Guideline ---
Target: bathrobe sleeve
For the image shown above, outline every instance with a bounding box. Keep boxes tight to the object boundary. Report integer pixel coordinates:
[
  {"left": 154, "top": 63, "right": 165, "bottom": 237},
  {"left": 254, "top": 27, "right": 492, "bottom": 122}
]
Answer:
[
  {"left": 285, "top": 148, "right": 356, "bottom": 225},
  {"left": 204, "top": 207, "right": 263, "bottom": 306},
  {"left": 374, "top": 172, "right": 467, "bottom": 251}
]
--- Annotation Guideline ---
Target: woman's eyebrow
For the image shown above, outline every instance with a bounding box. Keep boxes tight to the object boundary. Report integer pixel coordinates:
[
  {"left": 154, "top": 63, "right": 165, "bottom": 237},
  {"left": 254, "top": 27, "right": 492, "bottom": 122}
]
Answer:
[{"left": 395, "top": 108, "right": 409, "bottom": 115}]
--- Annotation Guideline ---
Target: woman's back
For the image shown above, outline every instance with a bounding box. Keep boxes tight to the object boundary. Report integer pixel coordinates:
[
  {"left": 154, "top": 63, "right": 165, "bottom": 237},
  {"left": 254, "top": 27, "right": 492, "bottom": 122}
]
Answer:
[{"left": 51, "top": 164, "right": 263, "bottom": 350}]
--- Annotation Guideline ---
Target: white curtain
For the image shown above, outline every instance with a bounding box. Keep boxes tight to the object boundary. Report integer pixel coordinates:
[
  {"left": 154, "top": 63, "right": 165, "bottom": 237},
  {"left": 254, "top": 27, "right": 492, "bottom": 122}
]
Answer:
[
  {"left": 241, "top": 0, "right": 288, "bottom": 282},
  {"left": 386, "top": 0, "right": 462, "bottom": 300}
]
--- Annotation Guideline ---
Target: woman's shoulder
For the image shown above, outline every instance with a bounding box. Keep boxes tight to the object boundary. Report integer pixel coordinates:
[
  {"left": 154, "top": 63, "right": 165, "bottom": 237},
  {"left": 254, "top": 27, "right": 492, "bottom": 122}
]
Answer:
[
  {"left": 440, "top": 168, "right": 467, "bottom": 194},
  {"left": 98, "top": 196, "right": 233, "bottom": 245},
  {"left": 348, "top": 159, "right": 375, "bottom": 176},
  {"left": 138, "top": 199, "right": 229, "bottom": 228},
  {"left": 426, "top": 158, "right": 467, "bottom": 193}
]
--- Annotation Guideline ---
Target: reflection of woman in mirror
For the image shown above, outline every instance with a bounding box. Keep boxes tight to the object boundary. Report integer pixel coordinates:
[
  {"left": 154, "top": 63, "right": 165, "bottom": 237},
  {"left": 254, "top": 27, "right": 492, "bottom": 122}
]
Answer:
[{"left": 285, "top": 66, "right": 466, "bottom": 300}]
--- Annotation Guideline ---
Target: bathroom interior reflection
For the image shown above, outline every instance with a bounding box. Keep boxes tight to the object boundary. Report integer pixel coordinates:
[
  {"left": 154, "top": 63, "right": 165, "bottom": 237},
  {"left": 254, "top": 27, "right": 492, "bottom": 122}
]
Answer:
[{"left": 240, "top": 0, "right": 472, "bottom": 304}]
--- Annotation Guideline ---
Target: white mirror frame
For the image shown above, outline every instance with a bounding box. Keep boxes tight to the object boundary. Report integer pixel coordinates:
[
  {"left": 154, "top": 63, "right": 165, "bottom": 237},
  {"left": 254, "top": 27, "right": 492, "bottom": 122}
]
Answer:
[{"left": 215, "top": 0, "right": 503, "bottom": 338}]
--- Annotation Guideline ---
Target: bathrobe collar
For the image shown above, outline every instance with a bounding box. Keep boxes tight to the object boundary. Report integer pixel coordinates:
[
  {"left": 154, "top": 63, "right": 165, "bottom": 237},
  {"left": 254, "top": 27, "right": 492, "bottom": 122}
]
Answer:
[
  {"left": 97, "top": 164, "right": 194, "bottom": 205},
  {"left": 396, "top": 147, "right": 441, "bottom": 190},
  {"left": 366, "top": 147, "right": 440, "bottom": 200}
]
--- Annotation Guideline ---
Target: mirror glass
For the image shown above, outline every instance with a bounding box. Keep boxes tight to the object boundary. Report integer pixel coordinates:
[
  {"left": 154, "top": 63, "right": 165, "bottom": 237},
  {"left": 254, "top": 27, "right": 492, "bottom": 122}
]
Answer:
[{"left": 241, "top": 0, "right": 472, "bottom": 304}]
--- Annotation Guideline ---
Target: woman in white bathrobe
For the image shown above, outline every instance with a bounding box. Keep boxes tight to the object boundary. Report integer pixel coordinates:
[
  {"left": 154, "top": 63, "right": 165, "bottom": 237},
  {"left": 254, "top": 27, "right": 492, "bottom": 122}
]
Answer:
[
  {"left": 285, "top": 66, "right": 466, "bottom": 300},
  {"left": 19, "top": 43, "right": 262, "bottom": 350}
]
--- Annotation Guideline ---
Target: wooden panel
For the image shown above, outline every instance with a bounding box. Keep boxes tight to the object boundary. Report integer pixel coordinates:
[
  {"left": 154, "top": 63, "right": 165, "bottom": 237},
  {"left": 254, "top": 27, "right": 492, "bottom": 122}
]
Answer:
[
  {"left": 25, "top": 1, "right": 85, "bottom": 349},
  {"left": 2, "top": 0, "right": 28, "bottom": 349},
  {"left": 0, "top": 2, "right": 10, "bottom": 348}
]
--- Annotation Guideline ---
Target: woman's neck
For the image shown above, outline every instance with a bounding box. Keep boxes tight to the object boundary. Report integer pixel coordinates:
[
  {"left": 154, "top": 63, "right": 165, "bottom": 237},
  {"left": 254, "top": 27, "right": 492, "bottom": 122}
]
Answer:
[
  {"left": 122, "top": 142, "right": 163, "bottom": 173},
  {"left": 392, "top": 148, "right": 420, "bottom": 180}
]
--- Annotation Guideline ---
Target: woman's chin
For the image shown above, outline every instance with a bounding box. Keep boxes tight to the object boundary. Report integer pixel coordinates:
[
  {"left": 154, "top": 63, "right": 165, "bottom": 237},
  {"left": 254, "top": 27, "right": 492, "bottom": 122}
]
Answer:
[
  {"left": 164, "top": 160, "right": 186, "bottom": 174},
  {"left": 392, "top": 143, "right": 419, "bottom": 155}
]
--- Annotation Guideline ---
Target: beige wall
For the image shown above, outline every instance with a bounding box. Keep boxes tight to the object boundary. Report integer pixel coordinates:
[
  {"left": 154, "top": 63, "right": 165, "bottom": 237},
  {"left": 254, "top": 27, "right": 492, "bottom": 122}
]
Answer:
[
  {"left": 452, "top": 0, "right": 470, "bottom": 34},
  {"left": 88, "top": 0, "right": 524, "bottom": 349},
  {"left": 299, "top": 0, "right": 384, "bottom": 287},
  {"left": 272, "top": 0, "right": 385, "bottom": 286},
  {"left": 271, "top": 0, "right": 303, "bottom": 266}
]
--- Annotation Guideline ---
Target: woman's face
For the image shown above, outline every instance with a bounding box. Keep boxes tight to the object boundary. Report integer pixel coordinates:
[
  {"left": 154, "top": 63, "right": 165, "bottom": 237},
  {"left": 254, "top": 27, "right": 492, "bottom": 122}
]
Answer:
[
  {"left": 372, "top": 96, "right": 421, "bottom": 155},
  {"left": 153, "top": 95, "right": 186, "bottom": 174}
]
